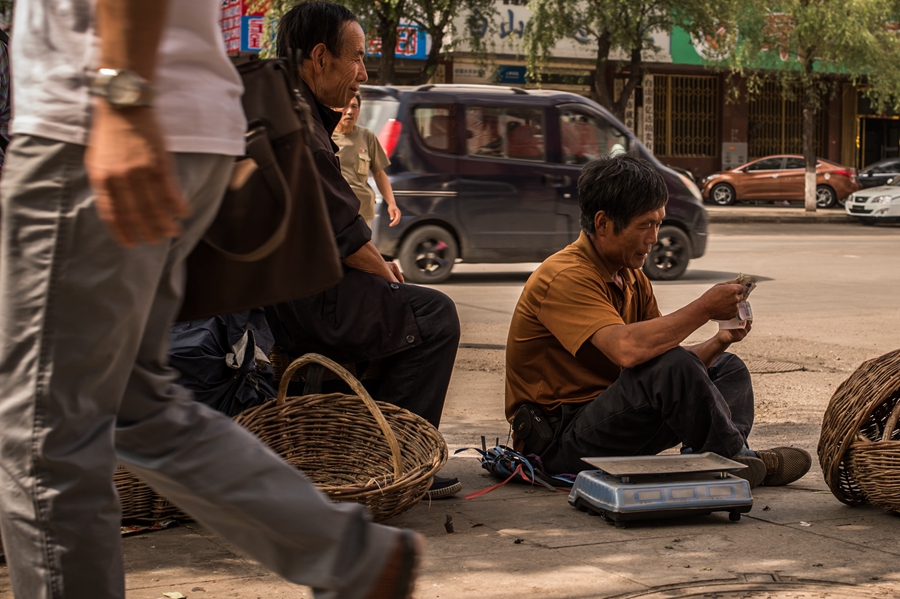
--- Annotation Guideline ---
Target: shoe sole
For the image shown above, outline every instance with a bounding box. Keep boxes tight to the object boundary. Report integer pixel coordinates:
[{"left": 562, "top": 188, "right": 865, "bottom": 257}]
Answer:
[{"left": 426, "top": 481, "right": 462, "bottom": 499}]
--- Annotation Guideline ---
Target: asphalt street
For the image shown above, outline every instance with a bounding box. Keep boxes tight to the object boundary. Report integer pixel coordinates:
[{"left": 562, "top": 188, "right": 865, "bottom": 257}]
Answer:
[{"left": 3, "top": 220, "right": 900, "bottom": 599}]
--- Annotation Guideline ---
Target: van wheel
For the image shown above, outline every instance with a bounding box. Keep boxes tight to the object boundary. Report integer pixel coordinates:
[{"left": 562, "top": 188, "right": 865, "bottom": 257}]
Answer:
[
  {"left": 398, "top": 225, "right": 458, "bottom": 284},
  {"left": 710, "top": 183, "right": 736, "bottom": 205},
  {"left": 644, "top": 226, "right": 691, "bottom": 281}
]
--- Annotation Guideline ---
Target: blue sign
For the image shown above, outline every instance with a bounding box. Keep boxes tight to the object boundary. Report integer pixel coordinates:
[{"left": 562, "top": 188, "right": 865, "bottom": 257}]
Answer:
[
  {"left": 366, "top": 24, "right": 429, "bottom": 60},
  {"left": 495, "top": 65, "right": 527, "bottom": 85}
]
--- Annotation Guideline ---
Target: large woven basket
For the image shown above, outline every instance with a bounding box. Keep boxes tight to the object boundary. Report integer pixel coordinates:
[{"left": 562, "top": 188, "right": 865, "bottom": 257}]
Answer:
[
  {"left": 233, "top": 353, "right": 447, "bottom": 522},
  {"left": 818, "top": 348, "right": 900, "bottom": 506}
]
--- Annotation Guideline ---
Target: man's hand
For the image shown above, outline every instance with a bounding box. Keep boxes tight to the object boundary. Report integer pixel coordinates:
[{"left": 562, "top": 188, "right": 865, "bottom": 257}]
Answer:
[
  {"left": 85, "top": 103, "right": 187, "bottom": 247},
  {"left": 386, "top": 260, "right": 405, "bottom": 283},
  {"left": 387, "top": 203, "right": 402, "bottom": 226},
  {"left": 717, "top": 320, "right": 752, "bottom": 344},
  {"left": 698, "top": 281, "right": 744, "bottom": 321}
]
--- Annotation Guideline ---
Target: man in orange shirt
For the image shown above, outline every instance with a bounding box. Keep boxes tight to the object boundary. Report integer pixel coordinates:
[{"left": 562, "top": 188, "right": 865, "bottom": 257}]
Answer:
[{"left": 505, "top": 155, "right": 810, "bottom": 488}]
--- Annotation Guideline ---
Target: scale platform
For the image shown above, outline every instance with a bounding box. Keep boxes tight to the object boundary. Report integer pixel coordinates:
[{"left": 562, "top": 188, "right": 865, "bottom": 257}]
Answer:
[{"left": 567, "top": 453, "right": 753, "bottom": 527}]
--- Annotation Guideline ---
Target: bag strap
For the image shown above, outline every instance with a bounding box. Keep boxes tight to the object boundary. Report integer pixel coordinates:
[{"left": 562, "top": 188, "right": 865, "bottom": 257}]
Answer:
[{"left": 201, "top": 126, "right": 293, "bottom": 262}]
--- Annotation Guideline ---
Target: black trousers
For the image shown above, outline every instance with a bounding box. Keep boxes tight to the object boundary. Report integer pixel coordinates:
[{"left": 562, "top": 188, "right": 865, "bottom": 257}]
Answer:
[
  {"left": 540, "top": 348, "right": 754, "bottom": 475},
  {"left": 266, "top": 273, "right": 460, "bottom": 429}
]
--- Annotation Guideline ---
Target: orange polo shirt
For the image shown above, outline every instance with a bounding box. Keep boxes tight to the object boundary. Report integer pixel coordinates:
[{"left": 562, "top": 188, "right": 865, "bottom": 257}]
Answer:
[{"left": 505, "top": 231, "right": 661, "bottom": 421}]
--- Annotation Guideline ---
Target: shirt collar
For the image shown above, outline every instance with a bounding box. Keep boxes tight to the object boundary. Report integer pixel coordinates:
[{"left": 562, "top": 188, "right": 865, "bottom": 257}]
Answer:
[
  {"left": 573, "top": 231, "right": 637, "bottom": 286},
  {"left": 299, "top": 79, "right": 343, "bottom": 149}
]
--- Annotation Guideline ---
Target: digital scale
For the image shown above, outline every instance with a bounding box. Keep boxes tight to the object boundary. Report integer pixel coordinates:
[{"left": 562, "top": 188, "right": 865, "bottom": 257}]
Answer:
[{"left": 567, "top": 453, "right": 753, "bottom": 527}]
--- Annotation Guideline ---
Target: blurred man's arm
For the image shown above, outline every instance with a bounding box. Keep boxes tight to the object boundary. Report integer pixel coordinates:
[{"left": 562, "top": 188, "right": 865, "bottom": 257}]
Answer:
[
  {"left": 591, "top": 282, "right": 744, "bottom": 368},
  {"left": 84, "top": 0, "right": 188, "bottom": 247}
]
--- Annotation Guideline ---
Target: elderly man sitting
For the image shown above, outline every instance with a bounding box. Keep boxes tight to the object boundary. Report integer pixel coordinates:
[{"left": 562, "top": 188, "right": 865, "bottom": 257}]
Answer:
[
  {"left": 505, "top": 155, "right": 811, "bottom": 488},
  {"left": 265, "top": 1, "right": 462, "bottom": 499}
]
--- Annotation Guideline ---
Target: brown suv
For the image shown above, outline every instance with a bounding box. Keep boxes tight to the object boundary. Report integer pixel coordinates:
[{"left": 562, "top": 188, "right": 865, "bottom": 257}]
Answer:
[{"left": 700, "top": 155, "right": 859, "bottom": 208}]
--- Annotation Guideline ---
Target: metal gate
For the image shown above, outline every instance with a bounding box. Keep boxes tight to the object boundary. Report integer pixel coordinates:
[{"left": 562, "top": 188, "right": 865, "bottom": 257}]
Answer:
[{"left": 748, "top": 80, "right": 825, "bottom": 159}]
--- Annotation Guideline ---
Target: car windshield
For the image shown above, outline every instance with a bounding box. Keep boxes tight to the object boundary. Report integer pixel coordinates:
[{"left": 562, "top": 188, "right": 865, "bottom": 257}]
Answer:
[{"left": 359, "top": 96, "right": 400, "bottom": 137}]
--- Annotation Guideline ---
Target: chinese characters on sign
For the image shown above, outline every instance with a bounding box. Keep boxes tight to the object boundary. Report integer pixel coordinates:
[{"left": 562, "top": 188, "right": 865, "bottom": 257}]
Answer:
[
  {"left": 219, "top": 0, "right": 265, "bottom": 55},
  {"left": 366, "top": 25, "right": 429, "bottom": 60}
]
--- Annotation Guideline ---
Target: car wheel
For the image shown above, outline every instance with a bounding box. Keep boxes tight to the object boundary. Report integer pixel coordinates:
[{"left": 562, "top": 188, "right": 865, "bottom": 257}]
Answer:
[
  {"left": 710, "top": 183, "right": 736, "bottom": 206},
  {"left": 816, "top": 185, "right": 837, "bottom": 208},
  {"left": 398, "top": 225, "right": 459, "bottom": 284},
  {"left": 644, "top": 225, "right": 691, "bottom": 281}
]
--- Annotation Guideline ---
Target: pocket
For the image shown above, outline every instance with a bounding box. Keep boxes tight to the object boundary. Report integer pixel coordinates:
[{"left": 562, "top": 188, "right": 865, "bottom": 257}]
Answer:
[{"left": 357, "top": 153, "right": 371, "bottom": 177}]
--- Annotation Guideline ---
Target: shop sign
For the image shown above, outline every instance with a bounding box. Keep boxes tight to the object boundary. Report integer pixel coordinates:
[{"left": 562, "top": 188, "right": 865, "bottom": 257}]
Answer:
[
  {"left": 219, "top": 0, "right": 265, "bottom": 55},
  {"left": 495, "top": 65, "right": 526, "bottom": 85},
  {"left": 366, "top": 25, "right": 429, "bottom": 60}
]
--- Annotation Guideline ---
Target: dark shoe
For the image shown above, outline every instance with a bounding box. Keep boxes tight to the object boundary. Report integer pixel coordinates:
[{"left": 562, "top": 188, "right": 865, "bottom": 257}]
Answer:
[
  {"left": 364, "top": 529, "right": 423, "bottom": 599},
  {"left": 730, "top": 456, "right": 766, "bottom": 488},
  {"left": 755, "top": 447, "right": 812, "bottom": 486},
  {"left": 426, "top": 475, "right": 462, "bottom": 499}
]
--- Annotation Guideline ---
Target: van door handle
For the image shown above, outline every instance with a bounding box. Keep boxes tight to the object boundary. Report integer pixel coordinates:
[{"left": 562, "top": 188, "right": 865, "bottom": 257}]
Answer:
[{"left": 543, "top": 174, "right": 572, "bottom": 187}]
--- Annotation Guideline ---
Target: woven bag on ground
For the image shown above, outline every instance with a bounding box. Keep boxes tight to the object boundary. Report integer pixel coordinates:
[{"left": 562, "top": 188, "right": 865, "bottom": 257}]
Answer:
[{"left": 233, "top": 353, "right": 447, "bottom": 522}]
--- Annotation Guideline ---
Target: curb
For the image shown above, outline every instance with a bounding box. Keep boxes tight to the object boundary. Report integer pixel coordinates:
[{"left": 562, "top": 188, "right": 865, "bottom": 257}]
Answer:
[{"left": 705, "top": 210, "right": 854, "bottom": 225}]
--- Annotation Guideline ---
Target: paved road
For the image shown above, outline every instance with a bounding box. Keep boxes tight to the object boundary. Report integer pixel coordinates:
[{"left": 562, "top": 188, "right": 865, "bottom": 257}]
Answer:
[{"left": 5, "top": 222, "right": 900, "bottom": 599}]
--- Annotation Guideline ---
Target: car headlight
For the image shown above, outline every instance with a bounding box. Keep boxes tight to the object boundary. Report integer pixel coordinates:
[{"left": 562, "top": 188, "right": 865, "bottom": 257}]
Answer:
[
  {"left": 678, "top": 173, "right": 703, "bottom": 202},
  {"left": 870, "top": 195, "right": 898, "bottom": 203}
]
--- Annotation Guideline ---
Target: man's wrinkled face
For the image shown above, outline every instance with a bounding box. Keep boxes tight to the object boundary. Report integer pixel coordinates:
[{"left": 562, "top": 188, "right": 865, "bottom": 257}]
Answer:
[
  {"left": 604, "top": 208, "right": 665, "bottom": 270},
  {"left": 320, "top": 21, "right": 368, "bottom": 108}
]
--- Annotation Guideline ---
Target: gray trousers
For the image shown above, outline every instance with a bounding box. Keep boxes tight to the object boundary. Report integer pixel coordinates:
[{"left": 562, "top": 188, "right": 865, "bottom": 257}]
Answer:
[{"left": 0, "top": 136, "right": 396, "bottom": 599}]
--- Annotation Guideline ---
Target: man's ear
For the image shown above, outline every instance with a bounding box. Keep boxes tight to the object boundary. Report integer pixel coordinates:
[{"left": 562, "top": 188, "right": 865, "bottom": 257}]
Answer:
[
  {"left": 308, "top": 42, "right": 329, "bottom": 73},
  {"left": 593, "top": 211, "right": 610, "bottom": 238}
]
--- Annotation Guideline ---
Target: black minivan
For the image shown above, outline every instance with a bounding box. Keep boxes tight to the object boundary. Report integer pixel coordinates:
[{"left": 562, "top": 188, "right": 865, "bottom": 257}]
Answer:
[{"left": 359, "top": 84, "right": 708, "bottom": 283}]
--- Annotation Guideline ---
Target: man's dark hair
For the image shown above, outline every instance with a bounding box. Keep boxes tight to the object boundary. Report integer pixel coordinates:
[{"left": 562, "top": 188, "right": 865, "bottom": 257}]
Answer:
[
  {"left": 577, "top": 155, "right": 668, "bottom": 235},
  {"left": 276, "top": 1, "right": 358, "bottom": 61}
]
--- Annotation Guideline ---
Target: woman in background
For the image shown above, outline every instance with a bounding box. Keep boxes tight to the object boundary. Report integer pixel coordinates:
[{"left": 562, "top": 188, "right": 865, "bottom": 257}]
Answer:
[{"left": 333, "top": 93, "right": 401, "bottom": 228}]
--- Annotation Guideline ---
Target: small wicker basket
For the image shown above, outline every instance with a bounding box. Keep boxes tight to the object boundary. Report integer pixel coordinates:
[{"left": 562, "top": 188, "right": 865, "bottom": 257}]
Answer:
[
  {"left": 818, "top": 348, "right": 900, "bottom": 507},
  {"left": 233, "top": 353, "right": 447, "bottom": 522}
]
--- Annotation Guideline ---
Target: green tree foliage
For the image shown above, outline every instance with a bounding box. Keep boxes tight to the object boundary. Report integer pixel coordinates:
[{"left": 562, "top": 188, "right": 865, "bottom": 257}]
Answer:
[
  {"left": 718, "top": 0, "right": 900, "bottom": 211},
  {"left": 252, "top": 0, "right": 495, "bottom": 85},
  {"left": 524, "top": 0, "right": 726, "bottom": 121}
]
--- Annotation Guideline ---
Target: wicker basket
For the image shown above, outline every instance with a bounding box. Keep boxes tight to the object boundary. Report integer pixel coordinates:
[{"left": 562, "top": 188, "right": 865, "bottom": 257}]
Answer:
[
  {"left": 847, "top": 396, "right": 900, "bottom": 512},
  {"left": 234, "top": 353, "right": 447, "bottom": 522},
  {"left": 818, "top": 348, "right": 900, "bottom": 505},
  {"left": 114, "top": 466, "right": 156, "bottom": 520},
  {"left": 269, "top": 346, "right": 382, "bottom": 384}
]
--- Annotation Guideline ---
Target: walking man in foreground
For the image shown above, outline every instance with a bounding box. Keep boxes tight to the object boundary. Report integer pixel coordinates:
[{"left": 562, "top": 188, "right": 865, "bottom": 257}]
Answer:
[{"left": 0, "top": 1, "right": 420, "bottom": 597}]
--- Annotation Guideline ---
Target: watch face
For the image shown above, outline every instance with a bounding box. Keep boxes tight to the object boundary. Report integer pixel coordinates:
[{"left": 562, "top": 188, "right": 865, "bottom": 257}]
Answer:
[{"left": 108, "top": 73, "right": 143, "bottom": 106}]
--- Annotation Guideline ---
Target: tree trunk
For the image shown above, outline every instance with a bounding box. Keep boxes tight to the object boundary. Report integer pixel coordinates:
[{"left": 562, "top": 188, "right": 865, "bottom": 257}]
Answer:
[
  {"left": 404, "top": 24, "right": 444, "bottom": 85},
  {"left": 592, "top": 31, "right": 614, "bottom": 113},
  {"left": 802, "top": 57, "right": 817, "bottom": 212},
  {"left": 378, "top": 21, "right": 400, "bottom": 85},
  {"left": 612, "top": 46, "right": 643, "bottom": 124}
]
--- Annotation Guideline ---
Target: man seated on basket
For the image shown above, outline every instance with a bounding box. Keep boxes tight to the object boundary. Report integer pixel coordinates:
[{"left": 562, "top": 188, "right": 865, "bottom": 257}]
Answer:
[
  {"left": 504, "top": 155, "right": 811, "bottom": 488},
  {"left": 264, "top": 1, "right": 462, "bottom": 499}
]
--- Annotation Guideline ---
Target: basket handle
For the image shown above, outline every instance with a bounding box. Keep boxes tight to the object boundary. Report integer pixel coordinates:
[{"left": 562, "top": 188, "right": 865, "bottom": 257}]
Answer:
[
  {"left": 276, "top": 353, "right": 403, "bottom": 482},
  {"left": 882, "top": 399, "right": 900, "bottom": 442}
]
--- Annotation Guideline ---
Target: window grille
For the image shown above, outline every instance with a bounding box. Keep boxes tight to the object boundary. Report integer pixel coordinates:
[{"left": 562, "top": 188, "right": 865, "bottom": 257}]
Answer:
[
  {"left": 653, "top": 75, "right": 719, "bottom": 157},
  {"left": 748, "top": 80, "right": 825, "bottom": 159}
]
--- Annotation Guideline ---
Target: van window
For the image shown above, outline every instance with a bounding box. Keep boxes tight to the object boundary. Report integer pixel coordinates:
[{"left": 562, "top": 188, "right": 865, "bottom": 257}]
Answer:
[
  {"left": 559, "top": 109, "right": 628, "bottom": 165},
  {"left": 359, "top": 96, "right": 400, "bottom": 137},
  {"left": 465, "top": 106, "right": 545, "bottom": 161},
  {"left": 413, "top": 105, "right": 457, "bottom": 154}
]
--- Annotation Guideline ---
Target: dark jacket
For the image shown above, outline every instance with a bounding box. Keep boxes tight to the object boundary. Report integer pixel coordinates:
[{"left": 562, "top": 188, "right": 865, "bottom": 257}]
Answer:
[{"left": 265, "top": 80, "right": 421, "bottom": 363}]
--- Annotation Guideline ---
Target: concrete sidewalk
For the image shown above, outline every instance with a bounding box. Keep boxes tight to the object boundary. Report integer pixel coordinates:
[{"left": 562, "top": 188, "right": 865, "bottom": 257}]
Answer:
[{"left": 705, "top": 204, "right": 853, "bottom": 224}]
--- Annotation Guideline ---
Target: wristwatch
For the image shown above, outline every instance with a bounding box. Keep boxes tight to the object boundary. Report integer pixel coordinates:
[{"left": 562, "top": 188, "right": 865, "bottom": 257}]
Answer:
[{"left": 89, "top": 68, "right": 155, "bottom": 108}]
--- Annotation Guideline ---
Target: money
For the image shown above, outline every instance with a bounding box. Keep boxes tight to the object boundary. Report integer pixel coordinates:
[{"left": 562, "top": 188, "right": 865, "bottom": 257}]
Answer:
[
  {"left": 718, "top": 273, "right": 758, "bottom": 330},
  {"left": 736, "top": 273, "right": 758, "bottom": 300}
]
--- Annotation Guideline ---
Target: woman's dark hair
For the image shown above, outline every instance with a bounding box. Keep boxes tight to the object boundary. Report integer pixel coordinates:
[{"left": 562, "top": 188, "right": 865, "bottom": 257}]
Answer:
[
  {"left": 276, "top": 1, "right": 358, "bottom": 61},
  {"left": 577, "top": 155, "right": 668, "bottom": 235}
]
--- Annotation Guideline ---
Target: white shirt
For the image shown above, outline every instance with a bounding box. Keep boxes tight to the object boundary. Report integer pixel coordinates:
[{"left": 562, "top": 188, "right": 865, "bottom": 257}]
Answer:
[{"left": 10, "top": 0, "right": 245, "bottom": 156}]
